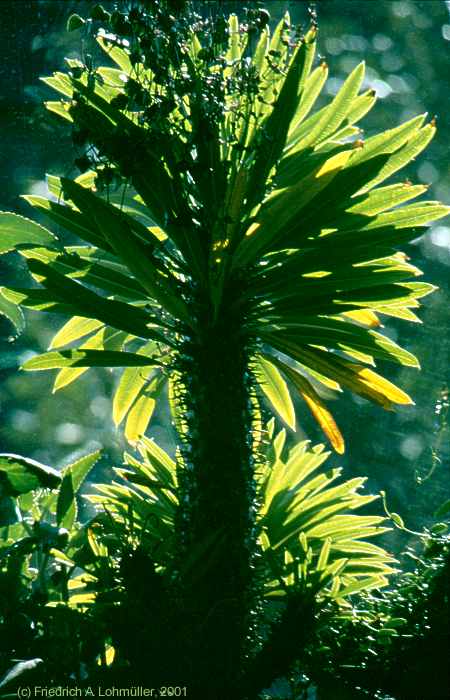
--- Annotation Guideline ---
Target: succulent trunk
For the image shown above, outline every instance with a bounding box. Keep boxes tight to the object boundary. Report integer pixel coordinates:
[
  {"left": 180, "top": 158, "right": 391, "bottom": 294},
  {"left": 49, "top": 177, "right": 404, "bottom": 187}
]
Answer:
[{"left": 175, "top": 282, "right": 257, "bottom": 698}]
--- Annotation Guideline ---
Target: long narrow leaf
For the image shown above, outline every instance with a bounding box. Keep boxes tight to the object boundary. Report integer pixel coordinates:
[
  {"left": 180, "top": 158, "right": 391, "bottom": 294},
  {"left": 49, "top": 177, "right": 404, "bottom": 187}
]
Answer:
[
  {"left": 0, "top": 213, "right": 56, "bottom": 254},
  {"left": 26, "top": 258, "right": 169, "bottom": 344},
  {"left": 22, "top": 349, "right": 161, "bottom": 371},
  {"left": 266, "top": 354, "right": 344, "bottom": 454},
  {"left": 254, "top": 354, "right": 296, "bottom": 430}
]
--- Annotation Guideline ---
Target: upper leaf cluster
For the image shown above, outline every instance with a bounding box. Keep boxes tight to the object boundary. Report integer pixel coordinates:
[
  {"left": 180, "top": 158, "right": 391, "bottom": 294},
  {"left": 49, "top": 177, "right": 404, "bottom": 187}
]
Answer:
[{"left": 0, "top": 8, "right": 448, "bottom": 449}]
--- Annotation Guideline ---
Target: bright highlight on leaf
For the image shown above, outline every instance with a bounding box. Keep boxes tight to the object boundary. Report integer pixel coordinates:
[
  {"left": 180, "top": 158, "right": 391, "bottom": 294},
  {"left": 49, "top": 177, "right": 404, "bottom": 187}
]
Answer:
[
  {"left": 0, "top": 213, "right": 56, "bottom": 254},
  {"left": 57, "top": 450, "right": 101, "bottom": 531},
  {"left": 265, "top": 354, "right": 345, "bottom": 454},
  {"left": 0, "top": 9, "right": 445, "bottom": 697},
  {"left": 254, "top": 354, "right": 296, "bottom": 430},
  {"left": 0, "top": 10, "right": 447, "bottom": 449},
  {"left": 259, "top": 440, "right": 396, "bottom": 598},
  {"left": 49, "top": 316, "right": 104, "bottom": 349},
  {"left": 22, "top": 349, "right": 161, "bottom": 371}
]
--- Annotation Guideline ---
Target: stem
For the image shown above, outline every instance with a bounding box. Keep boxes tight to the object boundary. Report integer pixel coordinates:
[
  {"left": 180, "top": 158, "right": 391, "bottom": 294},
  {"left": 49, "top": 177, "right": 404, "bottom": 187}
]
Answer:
[
  {"left": 175, "top": 284, "right": 257, "bottom": 698},
  {"left": 242, "top": 591, "right": 317, "bottom": 698}
]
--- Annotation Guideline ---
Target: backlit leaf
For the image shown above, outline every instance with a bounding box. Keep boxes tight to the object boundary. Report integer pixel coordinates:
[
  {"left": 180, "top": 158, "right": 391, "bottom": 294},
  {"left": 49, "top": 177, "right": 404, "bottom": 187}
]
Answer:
[
  {"left": 0, "top": 213, "right": 56, "bottom": 254},
  {"left": 0, "top": 289, "right": 25, "bottom": 333},
  {"left": 266, "top": 355, "right": 344, "bottom": 454},
  {"left": 23, "top": 349, "right": 161, "bottom": 371},
  {"left": 57, "top": 451, "right": 101, "bottom": 530},
  {"left": 0, "top": 454, "right": 61, "bottom": 496},
  {"left": 50, "top": 317, "right": 104, "bottom": 349},
  {"left": 125, "top": 395, "right": 156, "bottom": 444},
  {"left": 53, "top": 328, "right": 126, "bottom": 392},
  {"left": 113, "top": 343, "right": 158, "bottom": 426},
  {"left": 254, "top": 354, "right": 296, "bottom": 430}
]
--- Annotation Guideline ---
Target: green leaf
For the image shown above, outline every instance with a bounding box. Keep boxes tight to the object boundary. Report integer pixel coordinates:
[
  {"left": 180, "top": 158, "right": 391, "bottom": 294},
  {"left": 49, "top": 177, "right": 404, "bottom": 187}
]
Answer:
[
  {"left": 22, "top": 195, "right": 112, "bottom": 252},
  {"left": 50, "top": 317, "right": 104, "bottom": 349},
  {"left": 434, "top": 499, "right": 450, "bottom": 519},
  {"left": 354, "top": 202, "right": 450, "bottom": 232},
  {"left": 287, "top": 63, "right": 329, "bottom": 144},
  {"left": 67, "top": 13, "right": 85, "bottom": 31},
  {"left": 113, "top": 342, "right": 158, "bottom": 426},
  {"left": 265, "top": 317, "right": 419, "bottom": 368},
  {"left": 138, "top": 436, "right": 176, "bottom": 485},
  {"left": 236, "top": 148, "right": 352, "bottom": 265},
  {"left": 22, "top": 246, "right": 150, "bottom": 302},
  {"left": 376, "top": 305, "right": 421, "bottom": 323},
  {"left": 254, "top": 354, "right": 296, "bottom": 430},
  {"left": 48, "top": 252, "right": 147, "bottom": 300},
  {"left": 258, "top": 433, "right": 395, "bottom": 600},
  {"left": 53, "top": 328, "right": 127, "bottom": 391},
  {"left": 245, "top": 27, "right": 317, "bottom": 212},
  {"left": 41, "top": 72, "right": 73, "bottom": 98},
  {"left": 60, "top": 178, "right": 191, "bottom": 324},
  {"left": 252, "top": 13, "right": 291, "bottom": 122},
  {"left": 347, "top": 113, "right": 426, "bottom": 169},
  {"left": 124, "top": 374, "right": 166, "bottom": 443},
  {"left": 0, "top": 213, "right": 56, "bottom": 254},
  {"left": 0, "top": 289, "right": 25, "bottom": 333},
  {"left": 225, "top": 14, "right": 243, "bottom": 69},
  {"left": 0, "top": 286, "right": 72, "bottom": 315},
  {"left": 359, "top": 123, "right": 436, "bottom": 192},
  {"left": 62, "top": 93, "right": 184, "bottom": 240},
  {"left": 44, "top": 100, "right": 73, "bottom": 121},
  {"left": 22, "top": 349, "right": 161, "bottom": 371},
  {"left": 335, "top": 575, "right": 388, "bottom": 598},
  {"left": 125, "top": 395, "right": 156, "bottom": 444},
  {"left": 390, "top": 512, "right": 405, "bottom": 528},
  {"left": 267, "top": 354, "right": 345, "bottom": 454},
  {"left": 26, "top": 258, "right": 169, "bottom": 344},
  {"left": 317, "top": 538, "right": 332, "bottom": 571},
  {"left": 47, "top": 170, "right": 97, "bottom": 197},
  {"left": 57, "top": 451, "right": 101, "bottom": 530},
  {"left": 343, "top": 183, "right": 428, "bottom": 218},
  {"left": 97, "top": 35, "right": 133, "bottom": 74},
  {"left": 269, "top": 343, "right": 414, "bottom": 409},
  {"left": 298, "top": 62, "right": 366, "bottom": 150},
  {"left": 0, "top": 454, "right": 61, "bottom": 496}
]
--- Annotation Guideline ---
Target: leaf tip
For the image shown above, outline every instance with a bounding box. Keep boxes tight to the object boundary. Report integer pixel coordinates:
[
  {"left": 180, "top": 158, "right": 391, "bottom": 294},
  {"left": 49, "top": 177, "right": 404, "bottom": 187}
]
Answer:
[{"left": 335, "top": 441, "right": 345, "bottom": 455}]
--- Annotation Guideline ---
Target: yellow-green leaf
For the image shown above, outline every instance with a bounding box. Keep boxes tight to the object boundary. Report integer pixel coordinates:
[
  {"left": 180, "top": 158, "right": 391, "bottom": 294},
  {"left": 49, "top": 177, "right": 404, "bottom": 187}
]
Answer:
[
  {"left": 113, "top": 343, "right": 157, "bottom": 426},
  {"left": 267, "top": 355, "right": 345, "bottom": 454},
  {"left": 50, "top": 317, "right": 104, "bottom": 350},
  {"left": 0, "top": 213, "right": 56, "bottom": 254},
  {"left": 23, "top": 349, "right": 160, "bottom": 371},
  {"left": 125, "top": 395, "right": 156, "bottom": 444},
  {"left": 255, "top": 354, "right": 296, "bottom": 430}
]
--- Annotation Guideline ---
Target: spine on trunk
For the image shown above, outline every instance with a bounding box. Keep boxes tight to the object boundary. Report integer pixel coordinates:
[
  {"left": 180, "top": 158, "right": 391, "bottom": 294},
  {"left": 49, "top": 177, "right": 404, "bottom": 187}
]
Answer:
[{"left": 173, "top": 282, "right": 259, "bottom": 696}]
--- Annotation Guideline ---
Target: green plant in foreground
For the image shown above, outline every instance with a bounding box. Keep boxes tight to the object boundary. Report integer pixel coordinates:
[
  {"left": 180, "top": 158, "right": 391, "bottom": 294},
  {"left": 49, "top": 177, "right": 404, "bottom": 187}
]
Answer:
[
  {"left": 0, "top": 451, "right": 106, "bottom": 687},
  {"left": 1, "top": 430, "right": 395, "bottom": 693},
  {"left": 306, "top": 531, "right": 450, "bottom": 700},
  {"left": 0, "top": 3, "right": 448, "bottom": 697}
]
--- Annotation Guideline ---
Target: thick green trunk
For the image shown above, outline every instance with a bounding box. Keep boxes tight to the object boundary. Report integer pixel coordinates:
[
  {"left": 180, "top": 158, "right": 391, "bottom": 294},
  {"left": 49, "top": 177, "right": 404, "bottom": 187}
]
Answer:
[{"left": 175, "top": 289, "right": 257, "bottom": 697}]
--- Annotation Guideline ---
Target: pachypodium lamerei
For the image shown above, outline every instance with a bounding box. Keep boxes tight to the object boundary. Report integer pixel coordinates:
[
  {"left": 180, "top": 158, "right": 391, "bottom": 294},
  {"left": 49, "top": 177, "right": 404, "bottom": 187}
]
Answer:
[{"left": 0, "top": 3, "right": 448, "bottom": 697}]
